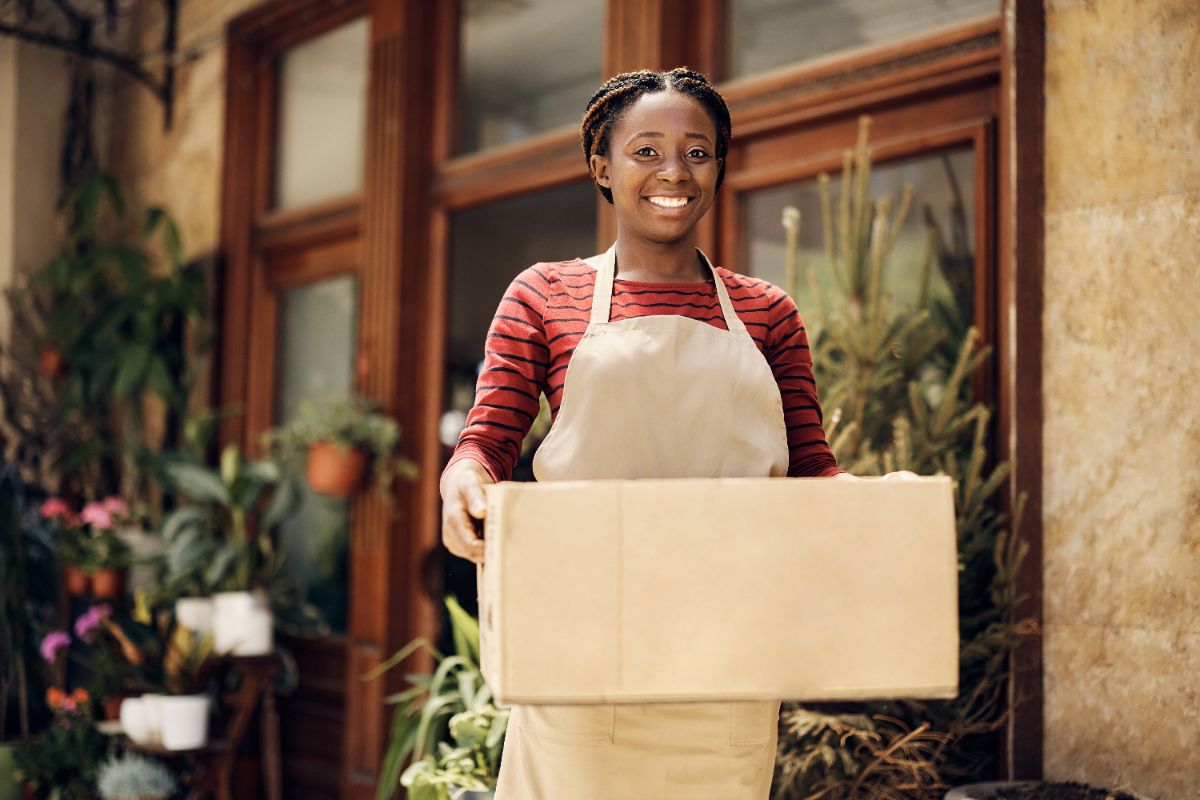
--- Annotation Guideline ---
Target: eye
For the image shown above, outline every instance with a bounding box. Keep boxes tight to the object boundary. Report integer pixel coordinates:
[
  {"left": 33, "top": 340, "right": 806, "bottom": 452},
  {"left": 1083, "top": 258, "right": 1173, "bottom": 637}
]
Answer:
[
  {"left": 633, "top": 145, "right": 658, "bottom": 157},
  {"left": 687, "top": 147, "right": 710, "bottom": 159}
]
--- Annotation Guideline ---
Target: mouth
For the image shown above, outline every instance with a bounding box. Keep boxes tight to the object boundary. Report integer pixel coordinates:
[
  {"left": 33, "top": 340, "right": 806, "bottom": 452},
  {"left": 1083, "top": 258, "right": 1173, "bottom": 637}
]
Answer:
[{"left": 644, "top": 195, "right": 694, "bottom": 210}]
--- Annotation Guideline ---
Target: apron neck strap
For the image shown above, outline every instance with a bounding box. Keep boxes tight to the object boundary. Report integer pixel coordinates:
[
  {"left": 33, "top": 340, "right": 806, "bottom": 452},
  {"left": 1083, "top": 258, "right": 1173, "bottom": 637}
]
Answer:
[{"left": 587, "top": 245, "right": 745, "bottom": 332}]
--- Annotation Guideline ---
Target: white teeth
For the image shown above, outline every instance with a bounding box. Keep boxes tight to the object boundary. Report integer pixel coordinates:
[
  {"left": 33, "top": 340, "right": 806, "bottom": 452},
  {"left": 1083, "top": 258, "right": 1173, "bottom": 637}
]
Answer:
[{"left": 647, "top": 196, "right": 689, "bottom": 208}]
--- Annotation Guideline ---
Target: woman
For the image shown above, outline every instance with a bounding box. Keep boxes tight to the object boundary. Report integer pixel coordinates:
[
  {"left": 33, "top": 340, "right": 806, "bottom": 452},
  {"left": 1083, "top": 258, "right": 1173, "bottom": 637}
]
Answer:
[{"left": 441, "top": 68, "right": 849, "bottom": 799}]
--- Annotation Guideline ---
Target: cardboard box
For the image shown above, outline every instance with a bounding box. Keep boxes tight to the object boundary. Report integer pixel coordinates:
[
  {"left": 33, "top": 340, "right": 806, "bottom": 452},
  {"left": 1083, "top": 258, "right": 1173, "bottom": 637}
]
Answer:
[{"left": 478, "top": 477, "right": 959, "bottom": 705}]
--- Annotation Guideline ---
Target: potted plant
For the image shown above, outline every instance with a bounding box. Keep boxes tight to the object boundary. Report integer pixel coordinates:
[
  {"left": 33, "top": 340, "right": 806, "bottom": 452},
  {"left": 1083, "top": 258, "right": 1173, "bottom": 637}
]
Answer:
[
  {"left": 155, "top": 444, "right": 325, "bottom": 654},
  {"left": 13, "top": 687, "right": 107, "bottom": 800},
  {"left": 398, "top": 705, "right": 506, "bottom": 800},
  {"left": 946, "top": 783, "right": 1142, "bottom": 799},
  {"left": 155, "top": 624, "right": 217, "bottom": 751},
  {"left": 40, "top": 496, "right": 134, "bottom": 598},
  {"left": 263, "top": 395, "right": 417, "bottom": 499},
  {"left": 15, "top": 173, "right": 210, "bottom": 506},
  {"left": 96, "top": 753, "right": 177, "bottom": 800},
  {"left": 367, "top": 597, "right": 506, "bottom": 800},
  {"left": 34, "top": 603, "right": 145, "bottom": 729}
]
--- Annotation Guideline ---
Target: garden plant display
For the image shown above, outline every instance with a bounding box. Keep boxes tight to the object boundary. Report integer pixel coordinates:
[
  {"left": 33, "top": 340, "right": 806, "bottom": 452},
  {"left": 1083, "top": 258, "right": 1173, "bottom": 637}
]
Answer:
[
  {"left": 770, "top": 117, "right": 1030, "bottom": 799},
  {"left": 41, "top": 495, "right": 134, "bottom": 596}
]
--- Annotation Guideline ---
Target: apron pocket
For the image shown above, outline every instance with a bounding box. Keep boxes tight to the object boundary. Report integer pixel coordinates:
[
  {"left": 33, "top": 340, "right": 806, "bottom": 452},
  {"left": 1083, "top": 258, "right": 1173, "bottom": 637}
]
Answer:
[
  {"left": 728, "top": 700, "right": 780, "bottom": 747},
  {"left": 516, "top": 703, "right": 615, "bottom": 745}
]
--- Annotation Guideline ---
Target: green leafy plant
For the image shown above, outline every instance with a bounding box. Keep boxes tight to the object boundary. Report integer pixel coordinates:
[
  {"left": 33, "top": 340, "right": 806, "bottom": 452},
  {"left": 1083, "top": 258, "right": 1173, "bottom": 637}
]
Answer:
[
  {"left": 14, "top": 687, "right": 108, "bottom": 800},
  {"left": 366, "top": 597, "right": 507, "bottom": 800},
  {"left": 263, "top": 394, "right": 417, "bottom": 496},
  {"left": 153, "top": 444, "right": 326, "bottom": 636},
  {"left": 97, "top": 753, "right": 178, "bottom": 800},
  {"left": 4, "top": 173, "right": 209, "bottom": 502},
  {"left": 158, "top": 444, "right": 296, "bottom": 594},
  {"left": 160, "top": 624, "right": 218, "bottom": 696},
  {"left": 771, "top": 117, "right": 1030, "bottom": 799}
]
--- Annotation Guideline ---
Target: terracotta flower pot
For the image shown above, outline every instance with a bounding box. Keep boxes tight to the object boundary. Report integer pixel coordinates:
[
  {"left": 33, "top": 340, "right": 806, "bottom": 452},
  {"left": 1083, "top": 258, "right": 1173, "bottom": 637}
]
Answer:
[
  {"left": 63, "top": 564, "right": 90, "bottom": 596},
  {"left": 37, "top": 344, "right": 64, "bottom": 378},
  {"left": 89, "top": 567, "right": 125, "bottom": 599},
  {"left": 101, "top": 694, "right": 126, "bottom": 721},
  {"left": 306, "top": 441, "right": 368, "bottom": 498}
]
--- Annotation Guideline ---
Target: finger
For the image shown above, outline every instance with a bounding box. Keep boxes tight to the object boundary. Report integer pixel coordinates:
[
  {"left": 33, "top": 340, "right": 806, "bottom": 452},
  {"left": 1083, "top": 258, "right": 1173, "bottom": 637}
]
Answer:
[
  {"left": 446, "top": 510, "right": 485, "bottom": 562},
  {"left": 465, "top": 483, "right": 487, "bottom": 519}
]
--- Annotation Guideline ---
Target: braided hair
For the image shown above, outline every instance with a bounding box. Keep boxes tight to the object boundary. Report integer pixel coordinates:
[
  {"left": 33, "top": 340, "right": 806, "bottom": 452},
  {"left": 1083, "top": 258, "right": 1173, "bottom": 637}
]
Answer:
[{"left": 581, "top": 68, "right": 732, "bottom": 203}]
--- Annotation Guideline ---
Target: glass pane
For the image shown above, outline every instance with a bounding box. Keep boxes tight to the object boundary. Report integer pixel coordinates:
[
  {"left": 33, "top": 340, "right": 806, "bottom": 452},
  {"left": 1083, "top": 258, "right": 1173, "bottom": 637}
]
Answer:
[
  {"left": 274, "top": 17, "right": 369, "bottom": 211},
  {"left": 458, "top": 0, "right": 603, "bottom": 153},
  {"left": 728, "top": 0, "right": 998, "bottom": 79},
  {"left": 439, "top": 182, "right": 596, "bottom": 639},
  {"left": 742, "top": 147, "right": 975, "bottom": 336},
  {"left": 275, "top": 276, "right": 359, "bottom": 633}
]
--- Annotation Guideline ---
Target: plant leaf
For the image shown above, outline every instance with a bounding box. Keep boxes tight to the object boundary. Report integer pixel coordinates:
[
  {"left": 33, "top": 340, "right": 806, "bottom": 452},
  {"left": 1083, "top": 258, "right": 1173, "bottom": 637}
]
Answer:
[{"left": 166, "top": 462, "right": 231, "bottom": 505}]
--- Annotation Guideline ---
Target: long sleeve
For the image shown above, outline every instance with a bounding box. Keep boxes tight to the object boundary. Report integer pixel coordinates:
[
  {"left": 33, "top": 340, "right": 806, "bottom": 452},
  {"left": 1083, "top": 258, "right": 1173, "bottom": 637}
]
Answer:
[
  {"left": 762, "top": 291, "right": 844, "bottom": 477},
  {"left": 445, "top": 265, "right": 552, "bottom": 483}
]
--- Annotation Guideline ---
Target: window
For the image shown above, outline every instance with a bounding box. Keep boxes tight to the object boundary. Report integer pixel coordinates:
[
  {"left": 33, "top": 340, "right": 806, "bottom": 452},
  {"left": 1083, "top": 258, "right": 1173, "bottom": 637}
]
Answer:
[
  {"left": 457, "top": 0, "right": 603, "bottom": 153},
  {"left": 727, "top": 0, "right": 998, "bottom": 79}
]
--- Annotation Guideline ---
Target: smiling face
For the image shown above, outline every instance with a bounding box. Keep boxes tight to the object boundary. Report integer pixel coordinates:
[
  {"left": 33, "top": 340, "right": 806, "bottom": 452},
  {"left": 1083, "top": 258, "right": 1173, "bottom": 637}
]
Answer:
[{"left": 589, "top": 90, "right": 722, "bottom": 247}]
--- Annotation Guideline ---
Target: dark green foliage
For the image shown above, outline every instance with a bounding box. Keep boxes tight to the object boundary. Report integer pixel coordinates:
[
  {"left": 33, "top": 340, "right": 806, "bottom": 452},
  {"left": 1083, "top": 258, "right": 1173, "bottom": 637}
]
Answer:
[
  {"left": 369, "top": 597, "right": 508, "bottom": 800},
  {"left": 0, "top": 465, "right": 56, "bottom": 743},
  {"left": 772, "top": 118, "right": 1029, "bottom": 799},
  {"left": 7, "top": 172, "right": 209, "bottom": 501},
  {"left": 13, "top": 699, "right": 107, "bottom": 799}
]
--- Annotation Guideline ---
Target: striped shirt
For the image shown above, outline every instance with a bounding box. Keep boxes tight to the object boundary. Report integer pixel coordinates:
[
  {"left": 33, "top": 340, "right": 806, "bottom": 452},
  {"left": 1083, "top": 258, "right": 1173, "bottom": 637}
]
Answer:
[{"left": 446, "top": 259, "right": 843, "bottom": 482}]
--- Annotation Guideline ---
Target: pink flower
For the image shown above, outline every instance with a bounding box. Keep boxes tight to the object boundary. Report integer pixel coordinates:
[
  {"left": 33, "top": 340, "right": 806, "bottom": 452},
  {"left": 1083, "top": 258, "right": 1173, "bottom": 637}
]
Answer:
[
  {"left": 101, "top": 497, "right": 129, "bottom": 518},
  {"left": 40, "top": 498, "right": 70, "bottom": 520},
  {"left": 80, "top": 503, "right": 114, "bottom": 530},
  {"left": 73, "top": 603, "right": 112, "bottom": 642},
  {"left": 40, "top": 631, "right": 71, "bottom": 663}
]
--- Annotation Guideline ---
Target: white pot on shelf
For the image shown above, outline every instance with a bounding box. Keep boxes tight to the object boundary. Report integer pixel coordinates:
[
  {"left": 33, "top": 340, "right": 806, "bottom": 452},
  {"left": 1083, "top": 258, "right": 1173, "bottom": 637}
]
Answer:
[
  {"left": 157, "top": 694, "right": 211, "bottom": 750},
  {"left": 212, "top": 590, "right": 273, "bottom": 655},
  {"left": 174, "top": 596, "right": 214, "bottom": 635},
  {"left": 118, "top": 696, "right": 154, "bottom": 745}
]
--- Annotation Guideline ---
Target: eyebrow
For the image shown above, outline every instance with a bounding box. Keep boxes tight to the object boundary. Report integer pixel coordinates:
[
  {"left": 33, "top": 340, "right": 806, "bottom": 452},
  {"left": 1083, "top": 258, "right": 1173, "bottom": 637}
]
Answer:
[{"left": 626, "top": 131, "right": 713, "bottom": 144}]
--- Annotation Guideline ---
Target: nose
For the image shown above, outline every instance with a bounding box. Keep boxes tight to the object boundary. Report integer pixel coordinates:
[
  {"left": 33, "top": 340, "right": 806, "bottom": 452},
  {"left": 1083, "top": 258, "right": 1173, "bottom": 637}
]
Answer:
[{"left": 656, "top": 153, "right": 689, "bottom": 183}]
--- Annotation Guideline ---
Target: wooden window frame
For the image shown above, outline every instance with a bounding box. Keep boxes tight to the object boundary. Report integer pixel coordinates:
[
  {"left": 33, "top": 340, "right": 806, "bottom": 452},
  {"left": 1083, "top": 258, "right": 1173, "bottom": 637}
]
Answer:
[{"left": 219, "top": 0, "right": 1044, "bottom": 794}]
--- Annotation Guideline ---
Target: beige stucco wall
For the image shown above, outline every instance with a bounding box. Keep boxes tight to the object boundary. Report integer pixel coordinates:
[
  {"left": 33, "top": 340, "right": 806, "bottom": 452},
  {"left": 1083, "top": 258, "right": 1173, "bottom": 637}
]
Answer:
[
  {"left": 1041, "top": 1, "right": 1200, "bottom": 798},
  {"left": 0, "top": 40, "right": 71, "bottom": 344},
  {"left": 110, "top": 0, "right": 267, "bottom": 260}
]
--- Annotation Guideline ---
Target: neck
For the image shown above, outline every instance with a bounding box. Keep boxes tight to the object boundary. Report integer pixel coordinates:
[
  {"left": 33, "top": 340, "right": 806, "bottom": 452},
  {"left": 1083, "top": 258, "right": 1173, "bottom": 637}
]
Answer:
[{"left": 611, "top": 233, "right": 706, "bottom": 283}]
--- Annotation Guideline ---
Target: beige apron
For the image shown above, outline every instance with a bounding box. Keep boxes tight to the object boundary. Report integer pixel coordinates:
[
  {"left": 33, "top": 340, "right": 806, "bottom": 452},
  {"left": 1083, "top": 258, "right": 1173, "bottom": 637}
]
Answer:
[{"left": 494, "top": 245, "right": 789, "bottom": 799}]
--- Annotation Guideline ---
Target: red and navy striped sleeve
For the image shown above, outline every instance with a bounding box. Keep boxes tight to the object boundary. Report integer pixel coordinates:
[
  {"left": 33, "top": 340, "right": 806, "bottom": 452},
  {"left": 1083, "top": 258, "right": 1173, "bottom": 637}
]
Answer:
[
  {"left": 446, "top": 264, "right": 553, "bottom": 482},
  {"left": 759, "top": 285, "right": 843, "bottom": 477}
]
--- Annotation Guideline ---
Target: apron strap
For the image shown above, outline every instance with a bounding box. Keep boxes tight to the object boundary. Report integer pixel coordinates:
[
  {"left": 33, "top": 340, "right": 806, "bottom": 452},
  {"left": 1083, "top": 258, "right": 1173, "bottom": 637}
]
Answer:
[
  {"left": 586, "top": 245, "right": 617, "bottom": 326},
  {"left": 586, "top": 245, "right": 745, "bottom": 333},
  {"left": 698, "top": 250, "right": 746, "bottom": 334}
]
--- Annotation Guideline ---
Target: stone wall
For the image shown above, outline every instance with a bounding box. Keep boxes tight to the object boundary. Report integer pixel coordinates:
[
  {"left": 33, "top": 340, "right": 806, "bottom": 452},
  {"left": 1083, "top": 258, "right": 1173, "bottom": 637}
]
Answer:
[{"left": 1041, "top": 1, "right": 1200, "bottom": 797}]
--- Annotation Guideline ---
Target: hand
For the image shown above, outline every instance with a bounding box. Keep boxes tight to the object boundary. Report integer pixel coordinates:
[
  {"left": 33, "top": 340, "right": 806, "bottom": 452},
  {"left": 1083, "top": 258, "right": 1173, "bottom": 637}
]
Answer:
[
  {"left": 881, "top": 470, "right": 920, "bottom": 481},
  {"left": 440, "top": 459, "right": 493, "bottom": 565}
]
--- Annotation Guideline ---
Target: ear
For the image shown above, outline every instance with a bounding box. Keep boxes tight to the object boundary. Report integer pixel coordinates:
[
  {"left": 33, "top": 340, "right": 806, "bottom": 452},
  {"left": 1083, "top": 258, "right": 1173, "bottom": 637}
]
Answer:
[{"left": 589, "top": 153, "right": 611, "bottom": 189}]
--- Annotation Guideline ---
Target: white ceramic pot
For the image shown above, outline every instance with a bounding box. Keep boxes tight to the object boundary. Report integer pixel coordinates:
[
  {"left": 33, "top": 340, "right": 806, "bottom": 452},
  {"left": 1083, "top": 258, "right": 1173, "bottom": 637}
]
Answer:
[
  {"left": 118, "top": 697, "right": 154, "bottom": 745},
  {"left": 157, "top": 694, "right": 211, "bottom": 750},
  {"left": 174, "top": 596, "right": 214, "bottom": 635},
  {"left": 140, "top": 693, "right": 166, "bottom": 744},
  {"left": 212, "top": 590, "right": 273, "bottom": 655}
]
